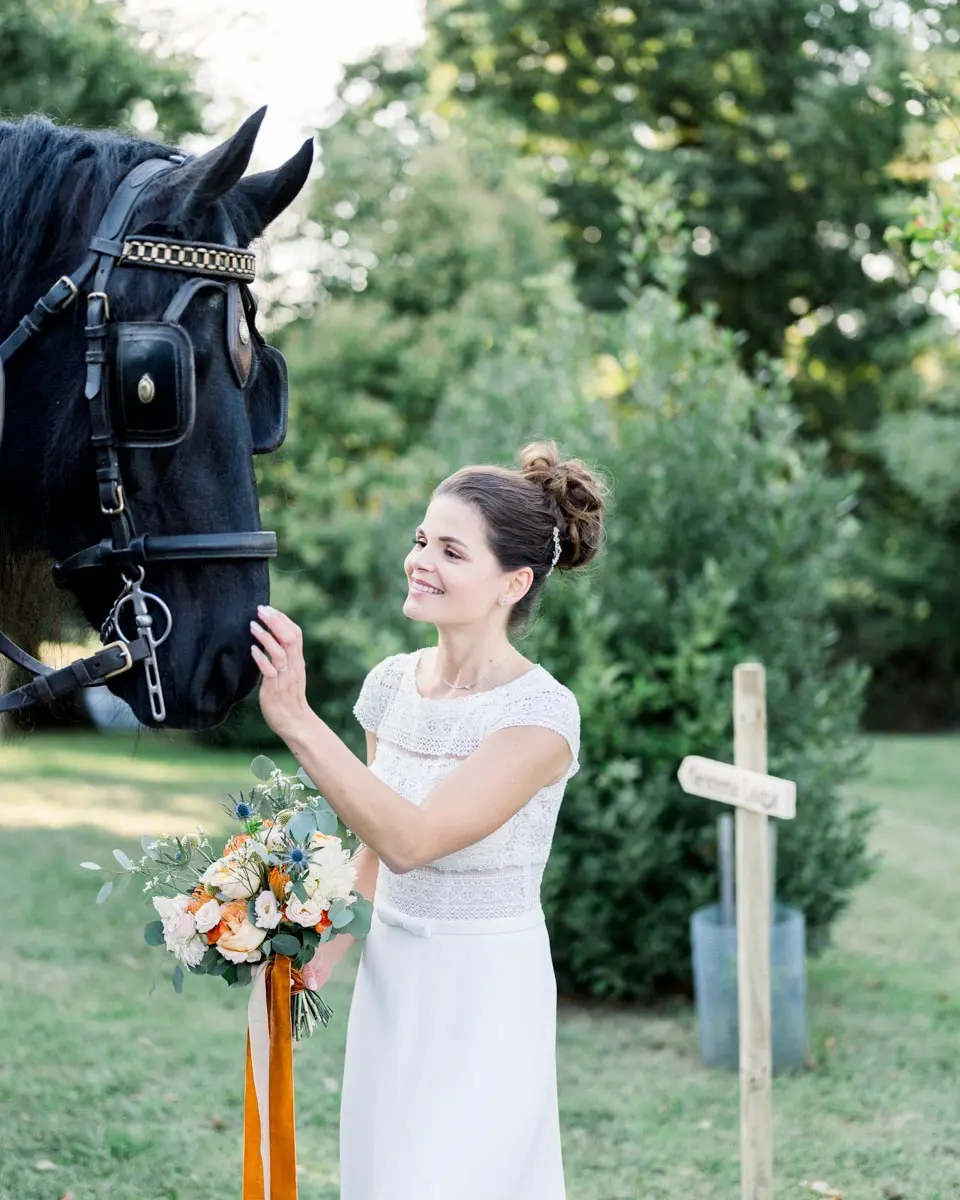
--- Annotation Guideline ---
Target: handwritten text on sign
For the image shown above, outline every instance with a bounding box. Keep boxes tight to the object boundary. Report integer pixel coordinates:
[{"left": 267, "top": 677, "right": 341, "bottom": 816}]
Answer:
[{"left": 677, "top": 756, "right": 796, "bottom": 820}]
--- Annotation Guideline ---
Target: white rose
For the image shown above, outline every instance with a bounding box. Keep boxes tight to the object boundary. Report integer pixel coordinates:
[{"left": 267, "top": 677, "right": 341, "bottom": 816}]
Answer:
[
  {"left": 200, "top": 845, "right": 264, "bottom": 900},
  {"left": 152, "top": 894, "right": 207, "bottom": 966},
  {"left": 194, "top": 898, "right": 222, "bottom": 934},
  {"left": 285, "top": 893, "right": 328, "bottom": 928},
  {"left": 254, "top": 890, "right": 282, "bottom": 930}
]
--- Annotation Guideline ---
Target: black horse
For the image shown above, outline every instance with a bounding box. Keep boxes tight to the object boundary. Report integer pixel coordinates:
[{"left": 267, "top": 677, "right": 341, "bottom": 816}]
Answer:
[{"left": 0, "top": 108, "right": 312, "bottom": 729}]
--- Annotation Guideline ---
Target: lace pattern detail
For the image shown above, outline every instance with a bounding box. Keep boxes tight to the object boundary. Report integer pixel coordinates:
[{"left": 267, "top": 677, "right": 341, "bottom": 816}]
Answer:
[{"left": 354, "top": 649, "right": 580, "bottom": 923}]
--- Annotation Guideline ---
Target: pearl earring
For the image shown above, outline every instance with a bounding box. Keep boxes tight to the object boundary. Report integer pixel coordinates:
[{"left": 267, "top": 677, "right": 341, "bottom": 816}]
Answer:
[{"left": 498, "top": 596, "right": 508, "bottom": 608}]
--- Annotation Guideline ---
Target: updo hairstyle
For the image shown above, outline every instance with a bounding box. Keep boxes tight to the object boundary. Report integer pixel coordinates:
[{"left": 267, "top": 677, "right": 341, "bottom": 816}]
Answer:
[{"left": 434, "top": 440, "right": 608, "bottom": 631}]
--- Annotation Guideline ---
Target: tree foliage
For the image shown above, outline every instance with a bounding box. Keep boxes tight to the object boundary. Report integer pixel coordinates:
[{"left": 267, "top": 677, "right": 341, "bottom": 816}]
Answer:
[{"left": 0, "top": 0, "right": 202, "bottom": 136}]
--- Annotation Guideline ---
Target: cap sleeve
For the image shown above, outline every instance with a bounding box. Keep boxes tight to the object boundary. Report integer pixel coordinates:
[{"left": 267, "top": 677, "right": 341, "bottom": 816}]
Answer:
[
  {"left": 486, "top": 682, "right": 581, "bottom": 783},
  {"left": 352, "top": 653, "right": 407, "bottom": 734}
]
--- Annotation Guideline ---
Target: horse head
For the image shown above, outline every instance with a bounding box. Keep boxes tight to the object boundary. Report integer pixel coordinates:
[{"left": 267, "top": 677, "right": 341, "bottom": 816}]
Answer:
[{"left": 0, "top": 109, "right": 312, "bottom": 729}]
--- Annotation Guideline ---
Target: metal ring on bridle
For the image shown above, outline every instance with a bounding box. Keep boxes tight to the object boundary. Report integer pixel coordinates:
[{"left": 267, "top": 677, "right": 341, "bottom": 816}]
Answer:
[{"left": 111, "top": 589, "right": 173, "bottom": 647}]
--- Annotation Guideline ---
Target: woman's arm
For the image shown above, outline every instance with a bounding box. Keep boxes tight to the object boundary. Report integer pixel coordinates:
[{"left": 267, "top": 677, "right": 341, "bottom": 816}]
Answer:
[{"left": 251, "top": 608, "right": 571, "bottom": 875}]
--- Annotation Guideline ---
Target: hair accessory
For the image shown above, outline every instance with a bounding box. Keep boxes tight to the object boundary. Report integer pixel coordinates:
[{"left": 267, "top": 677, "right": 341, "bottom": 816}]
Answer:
[{"left": 546, "top": 525, "right": 561, "bottom": 576}]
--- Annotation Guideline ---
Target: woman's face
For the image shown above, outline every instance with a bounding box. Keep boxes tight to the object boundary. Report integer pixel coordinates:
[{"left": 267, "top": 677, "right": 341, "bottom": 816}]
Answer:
[{"left": 402, "top": 495, "right": 516, "bottom": 627}]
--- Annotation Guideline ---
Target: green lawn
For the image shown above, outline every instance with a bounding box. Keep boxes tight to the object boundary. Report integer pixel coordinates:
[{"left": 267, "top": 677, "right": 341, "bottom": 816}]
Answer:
[{"left": 1, "top": 732, "right": 958, "bottom": 1200}]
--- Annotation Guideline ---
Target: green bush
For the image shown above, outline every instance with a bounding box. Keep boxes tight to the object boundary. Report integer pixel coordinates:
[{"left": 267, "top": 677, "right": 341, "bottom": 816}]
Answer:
[{"left": 430, "top": 287, "right": 875, "bottom": 998}]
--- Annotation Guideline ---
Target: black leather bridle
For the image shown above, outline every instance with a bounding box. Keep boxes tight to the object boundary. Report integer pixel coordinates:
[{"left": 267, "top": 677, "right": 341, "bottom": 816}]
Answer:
[{"left": 0, "top": 155, "right": 282, "bottom": 722}]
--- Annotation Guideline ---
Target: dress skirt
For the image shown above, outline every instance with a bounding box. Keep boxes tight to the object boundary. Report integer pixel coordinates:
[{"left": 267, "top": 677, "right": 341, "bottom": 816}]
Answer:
[{"left": 338, "top": 900, "right": 566, "bottom": 1200}]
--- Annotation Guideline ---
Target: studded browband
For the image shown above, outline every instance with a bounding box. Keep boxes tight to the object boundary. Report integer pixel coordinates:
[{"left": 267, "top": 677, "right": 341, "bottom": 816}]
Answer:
[{"left": 118, "top": 236, "right": 256, "bottom": 282}]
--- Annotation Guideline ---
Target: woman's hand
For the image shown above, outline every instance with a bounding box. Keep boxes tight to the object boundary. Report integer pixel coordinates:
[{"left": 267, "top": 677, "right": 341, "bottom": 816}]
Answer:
[
  {"left": 300, "top": 957, "right": 332, "bottom": 992},
  {"left": 250, "top": 604, "right": 311, "bottom": 740}
]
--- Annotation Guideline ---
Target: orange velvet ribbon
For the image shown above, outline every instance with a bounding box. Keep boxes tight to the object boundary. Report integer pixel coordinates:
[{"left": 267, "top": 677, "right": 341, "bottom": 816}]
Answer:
[{"left": 243, "top": 956, "right": 304, "bottom": 1199}]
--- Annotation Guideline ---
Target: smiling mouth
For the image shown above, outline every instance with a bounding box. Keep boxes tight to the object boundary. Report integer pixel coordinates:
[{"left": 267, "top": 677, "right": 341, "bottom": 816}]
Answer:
[{"left": 410, "top": 580, "right": 444, "bottom": 595}]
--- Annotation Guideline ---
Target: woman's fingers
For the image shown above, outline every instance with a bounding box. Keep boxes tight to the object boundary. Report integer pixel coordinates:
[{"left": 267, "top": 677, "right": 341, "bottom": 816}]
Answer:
[
  {"left": 256, "top": 604, "right": 302, "bottom": 648},
  {"left": 250, "top": 620, "right": 288, "bottom": 669},
  {"left": 251, "top": 643, "right": 278, "bottom": 678}
]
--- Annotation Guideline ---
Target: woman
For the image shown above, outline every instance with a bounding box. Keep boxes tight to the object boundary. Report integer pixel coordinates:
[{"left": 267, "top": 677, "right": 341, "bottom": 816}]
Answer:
[{"left": 250, "top": 439, "right": 607, "bottom": 1200}]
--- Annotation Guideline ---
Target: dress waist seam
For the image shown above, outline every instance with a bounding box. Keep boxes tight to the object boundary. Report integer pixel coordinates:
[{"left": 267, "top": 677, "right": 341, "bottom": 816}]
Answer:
[{"left": 373, "top": 899, "right": 546, "bottom": 938}]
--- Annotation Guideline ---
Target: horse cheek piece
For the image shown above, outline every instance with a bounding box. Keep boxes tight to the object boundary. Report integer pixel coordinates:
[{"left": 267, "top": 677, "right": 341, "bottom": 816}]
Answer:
[{"left": 0, "top": 155, "right": 290, "bottom": 722}]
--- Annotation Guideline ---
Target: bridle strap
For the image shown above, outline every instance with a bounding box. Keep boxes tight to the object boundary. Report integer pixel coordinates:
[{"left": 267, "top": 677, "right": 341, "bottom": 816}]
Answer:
[
  {"left": 0, "top": 637, "right": 152, "bottom": 714},
  {"left": 52, "top": 532, "right": 279, "bottom": 581}
]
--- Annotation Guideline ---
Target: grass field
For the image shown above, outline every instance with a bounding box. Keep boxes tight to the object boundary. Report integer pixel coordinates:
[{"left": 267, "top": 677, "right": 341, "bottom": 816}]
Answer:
[{"left": 1, "top": 731, "right": 958, "bottom": 1200}]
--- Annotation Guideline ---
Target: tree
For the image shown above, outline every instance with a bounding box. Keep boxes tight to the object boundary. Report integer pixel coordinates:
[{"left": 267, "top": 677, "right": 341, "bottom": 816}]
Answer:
[{"left": 0, "top": 0, "right": 202, "bottom": 137}]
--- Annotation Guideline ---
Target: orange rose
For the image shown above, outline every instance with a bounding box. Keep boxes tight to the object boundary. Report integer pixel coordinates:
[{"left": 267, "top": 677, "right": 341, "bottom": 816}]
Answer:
[
  {"left": 314, "top": 910, "right": 332, "bottom": 933},
  {"left": 186, "top": 885, "right": 213, "bottom": 915}
]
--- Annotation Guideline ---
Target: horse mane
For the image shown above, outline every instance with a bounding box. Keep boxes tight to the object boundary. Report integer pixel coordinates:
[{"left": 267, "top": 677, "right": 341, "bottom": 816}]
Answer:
[{"left": 0, "top": 117, "right": 176, "bottom": 317}]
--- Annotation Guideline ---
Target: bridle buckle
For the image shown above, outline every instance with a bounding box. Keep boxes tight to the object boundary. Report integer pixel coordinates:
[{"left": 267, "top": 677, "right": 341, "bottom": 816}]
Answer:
[
  {"left": 100, "top": 640, "right": 134, "bottom": 680},
  {"left": 100, "top": 481, "right": 125, "bottom": 516}
]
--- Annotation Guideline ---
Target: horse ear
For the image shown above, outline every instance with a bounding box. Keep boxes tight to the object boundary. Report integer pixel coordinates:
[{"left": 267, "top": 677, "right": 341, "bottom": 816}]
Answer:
[
  {"left": 172, "top": 107, "right": 268, "bottom": 213},
  {"left": 231, "top": 137, "right": 314, "bottom": 237}
]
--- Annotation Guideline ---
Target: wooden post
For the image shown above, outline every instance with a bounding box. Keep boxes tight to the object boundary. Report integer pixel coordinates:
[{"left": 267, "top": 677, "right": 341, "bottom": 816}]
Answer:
[
  {"left": 733, "top": 663, "right": 773, "bottom": 1200},
  {"left": 677, "top": 664, "right": 797, "bottom": 1200}
]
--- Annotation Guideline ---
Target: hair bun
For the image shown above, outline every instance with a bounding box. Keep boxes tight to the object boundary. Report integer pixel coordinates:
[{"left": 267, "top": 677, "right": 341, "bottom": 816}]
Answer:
[{"left": 518, "top": 440, "right": 608, "bottom": 571}]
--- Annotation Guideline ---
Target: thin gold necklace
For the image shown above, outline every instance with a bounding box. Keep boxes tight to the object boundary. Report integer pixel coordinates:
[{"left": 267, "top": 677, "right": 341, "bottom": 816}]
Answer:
[{"left": 436, "top": 650, "right": 510, "bottom": 691}]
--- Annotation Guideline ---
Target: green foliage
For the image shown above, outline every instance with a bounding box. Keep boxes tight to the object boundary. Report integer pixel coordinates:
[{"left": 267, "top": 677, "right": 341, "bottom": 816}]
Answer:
[
  {"left": 354, "top": 3, "right": 960, "bottom": 727},
  {"left": 427, "top": 285, "right": 874, "bottom": 997},
  {"left": 0, "top": 0, "right": 203, "bottom": 136}
]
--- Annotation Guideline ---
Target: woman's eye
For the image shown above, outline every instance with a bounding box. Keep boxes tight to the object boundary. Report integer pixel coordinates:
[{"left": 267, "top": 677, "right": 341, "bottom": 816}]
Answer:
[{"left": 411, "top": 536, "right": 460, "bottom": 560}]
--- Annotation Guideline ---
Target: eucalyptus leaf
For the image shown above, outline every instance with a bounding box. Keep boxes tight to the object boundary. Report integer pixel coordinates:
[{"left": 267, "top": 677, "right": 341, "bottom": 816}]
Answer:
[
  {"left": 260, "top": 939, "right": 272, "bottom": 957},
  {"left": 270, "top": 932, "right": 302, "bottom": 957},
  {"left": 172, "top": 964, "right": 184, "bottom": 994},
  {"left": 232, "top": 963, "right": 253, "bottom": 988},
  {"left": 246, "top": 897, "right": 259, "bottom": 926},
  {"left": 112, "top": 848, "right": 134, "bottom": 871},
  {"left": 79, "top": 862, "right": 101, "bottom": 871},
  {"left": 250, "top": 755, "right": 277, "bottom": 782},
  {"left": 300, "top": 928, "right": 320, "bottom": 949},
  {"left": 209, "top": 956, "right": 230, "bottom": 977},
  {"left": 286, "top": 810, "right": 317, "bottom": 843},
  {"left": 314, "top": 808, "right": 339, "bottom": 836},
  {"left": 221, "top": 963, "right": 238, "bottom": 986},
  {"left": 291, "top": 879, "right": 309, "bottom": 904},
  {"left": 346, "top": 896, "right": 373, "bottom": 938},
  {"left": 296, "top": 766, "right": 318, "bottom": 789},
  {"left": 295, "top": 943, "right": 316, "bottom": 968},
  {"left": 144, "top": 920, "right": 165, "bottom": 947},
  {"left": 96, "top": 880, "right": 114, "bottom": 905},
  {"left": 329, "top": 900, "right": 355, "bottom": 929}
]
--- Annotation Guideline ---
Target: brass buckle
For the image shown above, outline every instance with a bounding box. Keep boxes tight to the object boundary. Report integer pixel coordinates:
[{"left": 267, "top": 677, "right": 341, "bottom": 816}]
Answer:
[
  {"left": 100, "top": 640, "right": 134, "bottom": 680},
  {"left": 87, "top": 290, "right": 111, "bottom": 320},
  {"left": 100, "top": 483, "right": 125, "bottom": 516},
  {"left": 55, "top": 275, "right": 79, "bottom": 309}
]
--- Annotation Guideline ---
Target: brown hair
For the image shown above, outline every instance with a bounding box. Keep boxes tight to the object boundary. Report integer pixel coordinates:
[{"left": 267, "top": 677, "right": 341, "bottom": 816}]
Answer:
[{"left": 435, "top": 440, "right": 608, "bottom": 631}]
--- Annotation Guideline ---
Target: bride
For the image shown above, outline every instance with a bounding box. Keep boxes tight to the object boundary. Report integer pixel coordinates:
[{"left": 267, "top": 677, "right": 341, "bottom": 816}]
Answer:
[{"left": 250, "top": 439, "right": 607, "bottom": 1200}]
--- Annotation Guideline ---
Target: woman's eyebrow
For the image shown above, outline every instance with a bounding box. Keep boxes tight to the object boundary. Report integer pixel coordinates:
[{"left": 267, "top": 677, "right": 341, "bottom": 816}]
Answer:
[{"left": 415, "top": 527, "right": 470, "bottom": 550}]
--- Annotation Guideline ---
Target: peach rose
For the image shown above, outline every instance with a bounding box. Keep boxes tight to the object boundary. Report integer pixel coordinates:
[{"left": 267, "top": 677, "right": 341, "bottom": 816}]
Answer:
[{"left": 215, "top": 899, "right": 267, "bottom": 964}]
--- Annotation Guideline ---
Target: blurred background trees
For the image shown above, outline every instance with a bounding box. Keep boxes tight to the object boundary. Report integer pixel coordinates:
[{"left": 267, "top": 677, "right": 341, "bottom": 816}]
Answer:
[{"left": 0, "top": 0, "right": 202, "bottom": 137}]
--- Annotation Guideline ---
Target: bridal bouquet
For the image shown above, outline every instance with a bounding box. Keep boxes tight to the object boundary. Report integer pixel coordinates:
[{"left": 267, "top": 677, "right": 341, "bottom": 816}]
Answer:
[{"left": 81, "top": 754, "right": 373, "bottom": 1040}]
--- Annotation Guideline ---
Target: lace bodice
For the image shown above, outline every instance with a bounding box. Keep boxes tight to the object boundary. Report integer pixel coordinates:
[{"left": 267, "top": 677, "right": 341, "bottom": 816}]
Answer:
[{"left": 353, "top": 648, "right": 581, "bottom": 922}]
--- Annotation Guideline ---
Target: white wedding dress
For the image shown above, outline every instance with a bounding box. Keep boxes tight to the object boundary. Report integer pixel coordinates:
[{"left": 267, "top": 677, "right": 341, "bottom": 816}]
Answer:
[{"left": 338, "top": 647, "right": 581, "bottom": 1200}]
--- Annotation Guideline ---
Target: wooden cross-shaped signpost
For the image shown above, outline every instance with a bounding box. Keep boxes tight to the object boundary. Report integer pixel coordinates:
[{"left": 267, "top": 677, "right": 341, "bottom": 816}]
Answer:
[{"left": 677, "top": 663, "right": 797, "bottom": 1200}]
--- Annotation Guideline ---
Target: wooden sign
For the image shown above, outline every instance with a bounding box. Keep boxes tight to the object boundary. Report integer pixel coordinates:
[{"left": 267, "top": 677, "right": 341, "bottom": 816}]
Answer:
[{"left": 677, "top": 756, "right": 796, "bottom": 820}]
